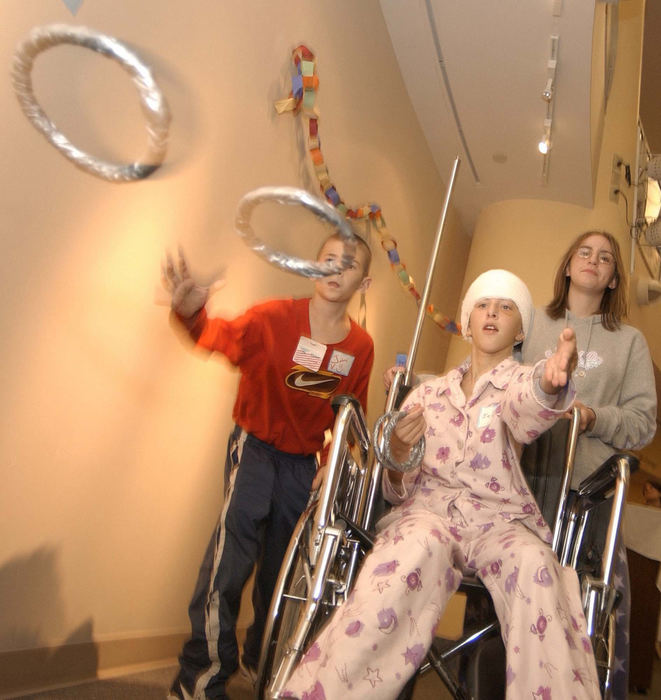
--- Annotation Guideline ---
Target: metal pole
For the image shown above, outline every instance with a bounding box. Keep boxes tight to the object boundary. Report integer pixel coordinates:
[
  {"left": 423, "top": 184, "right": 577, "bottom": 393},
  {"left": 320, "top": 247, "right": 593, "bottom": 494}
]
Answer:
[{"left": 404, "top": 156, "right": 461, "bottom": 385}]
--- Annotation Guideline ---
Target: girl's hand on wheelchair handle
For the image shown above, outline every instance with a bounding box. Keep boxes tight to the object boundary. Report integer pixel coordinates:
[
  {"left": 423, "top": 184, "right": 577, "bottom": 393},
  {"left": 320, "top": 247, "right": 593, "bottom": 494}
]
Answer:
[{"left": 563, "top": 400, "right": 596, "bottom": 433}]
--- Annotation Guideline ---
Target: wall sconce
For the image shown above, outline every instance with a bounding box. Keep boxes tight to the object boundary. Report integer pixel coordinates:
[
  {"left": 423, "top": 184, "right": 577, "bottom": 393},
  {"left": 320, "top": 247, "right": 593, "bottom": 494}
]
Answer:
[
  {"left": 640, "top": 155, "right": 661, "bottom": 246},
  {"left": 636, "top": 277, "right": 661, "bottom": 305},
  {"left": 646, "top": 214, "right": 661, "bottom": 247},
  {"left": 648, "top": 155, "right": 661, "bottom": 182},
  {"left": 630, "top": 124, "right": 660, "bottom": 275}
]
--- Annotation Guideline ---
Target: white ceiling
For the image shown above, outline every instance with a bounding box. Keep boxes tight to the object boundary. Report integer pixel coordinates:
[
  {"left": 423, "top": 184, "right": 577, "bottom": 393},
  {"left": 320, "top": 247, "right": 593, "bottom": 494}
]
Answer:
[{"left": 379, "top": 0, "right": 614, "bottom": 233}]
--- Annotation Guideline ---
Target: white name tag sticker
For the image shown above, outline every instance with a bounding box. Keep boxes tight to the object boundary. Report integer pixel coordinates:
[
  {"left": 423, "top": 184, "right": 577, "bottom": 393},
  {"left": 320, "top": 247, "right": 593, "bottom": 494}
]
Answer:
[
  {"left": 292, "top": 336, "right": 327, "bottom": 372},
  {"left": 327, "top": 350, "right": 355, "bottom": 377},
  {"left": 477, "top": 404, "right": 497, "bottom": 428}
]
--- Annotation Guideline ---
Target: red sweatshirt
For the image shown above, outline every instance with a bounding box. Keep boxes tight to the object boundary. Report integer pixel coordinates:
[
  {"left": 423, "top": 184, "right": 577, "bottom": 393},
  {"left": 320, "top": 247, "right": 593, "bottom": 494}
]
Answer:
[{"left": 188, "top": 297, "right": 374, "bottom": 456}]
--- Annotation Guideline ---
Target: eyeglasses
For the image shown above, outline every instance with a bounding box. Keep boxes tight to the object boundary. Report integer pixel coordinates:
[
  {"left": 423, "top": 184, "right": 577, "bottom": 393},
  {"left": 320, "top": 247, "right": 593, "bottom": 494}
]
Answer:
[{"left": 575, "top": 246, "right": 614, "bottom": 266}]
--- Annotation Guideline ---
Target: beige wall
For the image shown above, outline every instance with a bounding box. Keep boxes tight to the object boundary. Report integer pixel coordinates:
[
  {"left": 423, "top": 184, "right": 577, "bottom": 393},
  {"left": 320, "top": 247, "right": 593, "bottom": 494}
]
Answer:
[{"left": 0, "top": 0, "right": 469, "bottom": 679}]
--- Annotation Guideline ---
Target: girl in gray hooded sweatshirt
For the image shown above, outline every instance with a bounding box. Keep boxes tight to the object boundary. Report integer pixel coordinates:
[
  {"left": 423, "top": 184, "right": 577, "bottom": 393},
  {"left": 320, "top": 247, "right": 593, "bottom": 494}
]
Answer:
[{"left": 522, "top": 230, "right": 657, "bottom": 699}]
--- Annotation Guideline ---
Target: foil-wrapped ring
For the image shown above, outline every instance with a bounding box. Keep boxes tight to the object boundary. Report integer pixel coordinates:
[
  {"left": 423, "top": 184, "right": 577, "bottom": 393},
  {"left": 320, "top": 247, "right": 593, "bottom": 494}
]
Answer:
[
  {"left": 373, "top": 411, "right": 425, "bottom": 473},
  {"left": 11, "top": 24, "right": 171, "bottom": 182},
  {"left": 234, "top": 186, "right": 358, "bottom": 278}
]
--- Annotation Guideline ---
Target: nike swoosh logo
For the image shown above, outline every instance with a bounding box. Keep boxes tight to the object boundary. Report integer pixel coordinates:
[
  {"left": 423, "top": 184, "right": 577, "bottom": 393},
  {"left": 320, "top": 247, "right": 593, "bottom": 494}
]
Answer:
[{"left": 293, "top": 375, "right": 338, "bottom": 388}]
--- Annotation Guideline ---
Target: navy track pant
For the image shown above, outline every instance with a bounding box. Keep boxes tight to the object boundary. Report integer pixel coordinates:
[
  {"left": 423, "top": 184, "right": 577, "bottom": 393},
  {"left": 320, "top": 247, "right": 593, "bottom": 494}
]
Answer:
[{"left": 170, "top": 425, "right": 316, "bottom": 699}]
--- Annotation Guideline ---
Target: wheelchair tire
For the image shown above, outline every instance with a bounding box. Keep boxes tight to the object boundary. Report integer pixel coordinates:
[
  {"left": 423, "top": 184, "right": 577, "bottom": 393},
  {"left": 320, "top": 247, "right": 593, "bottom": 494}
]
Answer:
[{"left": 255, "top": 500, "right": 334, "bottom": 698}]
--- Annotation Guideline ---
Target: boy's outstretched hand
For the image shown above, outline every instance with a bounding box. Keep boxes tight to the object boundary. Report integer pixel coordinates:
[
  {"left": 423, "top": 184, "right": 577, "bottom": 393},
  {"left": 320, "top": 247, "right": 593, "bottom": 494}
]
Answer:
[
  {"left": 162, "top": 248, "right": 222, "bottom": 319},
  {"left": 541, "top": 327, "right": 578, "bottom": 394}
]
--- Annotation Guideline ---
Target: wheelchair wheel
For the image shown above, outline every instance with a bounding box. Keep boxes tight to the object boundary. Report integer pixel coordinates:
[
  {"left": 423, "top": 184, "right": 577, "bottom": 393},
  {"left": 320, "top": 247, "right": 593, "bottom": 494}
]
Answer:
[{"left": 256, "top": 501, "right": 336, "bottom": 699}]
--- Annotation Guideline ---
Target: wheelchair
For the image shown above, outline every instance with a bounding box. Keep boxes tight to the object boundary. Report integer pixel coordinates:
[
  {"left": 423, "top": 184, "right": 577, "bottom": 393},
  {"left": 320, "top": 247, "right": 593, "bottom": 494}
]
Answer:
[
  {"left": 254, "top": 380, "right": 638, "bottom": 699},
  {"left": 254, "top": 384, "right": 638, "bottom": 700}
]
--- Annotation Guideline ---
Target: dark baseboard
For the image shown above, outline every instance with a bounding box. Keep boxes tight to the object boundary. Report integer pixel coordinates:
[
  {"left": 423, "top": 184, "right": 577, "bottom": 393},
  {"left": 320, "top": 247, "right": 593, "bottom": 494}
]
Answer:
[{"left": 0, "top": 632, "right": 187, "bottom": 698}]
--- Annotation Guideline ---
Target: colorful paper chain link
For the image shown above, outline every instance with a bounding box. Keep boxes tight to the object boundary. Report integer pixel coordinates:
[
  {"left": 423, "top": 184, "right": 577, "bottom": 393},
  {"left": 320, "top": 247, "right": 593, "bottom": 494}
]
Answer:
[{"left": 274, "top": 44, "right": 460, "bottom": 335}]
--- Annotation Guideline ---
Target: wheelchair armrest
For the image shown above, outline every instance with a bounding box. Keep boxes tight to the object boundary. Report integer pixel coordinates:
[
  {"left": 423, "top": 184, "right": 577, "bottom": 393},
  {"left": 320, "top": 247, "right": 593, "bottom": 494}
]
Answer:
[{"left": 576, "top": 453, "right": 639, "bottom": 500}]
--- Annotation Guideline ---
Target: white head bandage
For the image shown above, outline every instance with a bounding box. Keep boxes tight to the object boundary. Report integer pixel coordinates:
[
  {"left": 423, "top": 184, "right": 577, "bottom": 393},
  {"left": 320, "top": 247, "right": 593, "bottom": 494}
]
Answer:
[{"left": 460, "top": 269, "right": 532, "bottom": 341}]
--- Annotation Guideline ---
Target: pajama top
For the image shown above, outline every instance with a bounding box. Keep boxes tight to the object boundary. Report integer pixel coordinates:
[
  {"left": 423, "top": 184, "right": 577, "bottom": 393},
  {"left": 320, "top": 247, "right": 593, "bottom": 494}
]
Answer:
[{"left": 383, "top": 356, "right": 575, "bottom": 545}]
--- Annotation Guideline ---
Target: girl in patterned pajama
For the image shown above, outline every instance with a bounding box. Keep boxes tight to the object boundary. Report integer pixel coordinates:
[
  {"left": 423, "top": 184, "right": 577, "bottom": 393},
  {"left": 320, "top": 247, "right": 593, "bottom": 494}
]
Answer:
[{"left": 282, "top": 269, "right": 600, "bottom": 700}]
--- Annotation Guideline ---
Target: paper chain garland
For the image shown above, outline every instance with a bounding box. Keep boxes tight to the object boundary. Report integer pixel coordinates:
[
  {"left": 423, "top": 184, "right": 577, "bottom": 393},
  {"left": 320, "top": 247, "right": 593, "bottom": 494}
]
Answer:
[{"left": 275, "top": 45, "right": 460, "bottom": 335}]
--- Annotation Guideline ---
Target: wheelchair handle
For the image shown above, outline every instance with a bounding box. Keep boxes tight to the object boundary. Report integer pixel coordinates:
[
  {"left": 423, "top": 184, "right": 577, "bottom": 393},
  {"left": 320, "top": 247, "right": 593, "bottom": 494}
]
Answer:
[{"left": 330, "top": 393, "right": 362, "bottom": 414}]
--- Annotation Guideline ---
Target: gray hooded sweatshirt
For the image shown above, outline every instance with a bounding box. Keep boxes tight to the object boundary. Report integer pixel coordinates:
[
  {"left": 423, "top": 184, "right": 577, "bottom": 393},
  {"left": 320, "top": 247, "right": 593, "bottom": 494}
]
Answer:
[{"left": 522, "top": 308, "right": 657, "bottom": 486}]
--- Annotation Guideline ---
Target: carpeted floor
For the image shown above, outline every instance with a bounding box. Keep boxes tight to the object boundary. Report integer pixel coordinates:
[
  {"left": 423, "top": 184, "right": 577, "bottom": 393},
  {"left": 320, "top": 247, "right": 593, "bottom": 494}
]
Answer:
[
  {"left": 8, "top": 654, "right": 661, "bottom": 699},
  {"left": 5, "top": 664, "right": 258, "bottom": 700},
  {"left": 6, "top": 665, "right": 182, "bottom": 700},
  {"left": 6, "top": 662, "right": 449, "bottom": 699}
]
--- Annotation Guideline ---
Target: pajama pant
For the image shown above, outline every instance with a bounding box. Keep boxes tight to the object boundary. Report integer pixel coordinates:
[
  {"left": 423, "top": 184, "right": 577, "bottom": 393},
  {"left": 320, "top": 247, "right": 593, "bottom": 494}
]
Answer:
[
  {"left": 282, "top": 500, "right": 600, "bottom": 700},
  {"left": 170, "top": 425, "right": 316, "bottom": 699}
]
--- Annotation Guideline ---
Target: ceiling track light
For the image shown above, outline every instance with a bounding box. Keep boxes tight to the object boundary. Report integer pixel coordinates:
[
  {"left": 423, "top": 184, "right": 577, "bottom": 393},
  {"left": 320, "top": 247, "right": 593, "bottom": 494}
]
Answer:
[
  {"left": 542, "top": 77, "right": 554, "bottom": 103},
  {"left": 538, "top": 118, "right": 553, "bottom": 155},
  {"left": 542, "top": 37, "right": 558, "bottom": 102},
  {"left": 538, "top": 35, "right": 559, "bottom": 180}
]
